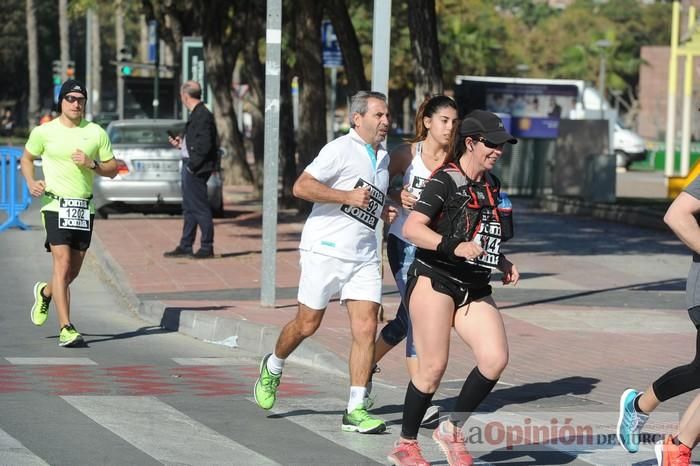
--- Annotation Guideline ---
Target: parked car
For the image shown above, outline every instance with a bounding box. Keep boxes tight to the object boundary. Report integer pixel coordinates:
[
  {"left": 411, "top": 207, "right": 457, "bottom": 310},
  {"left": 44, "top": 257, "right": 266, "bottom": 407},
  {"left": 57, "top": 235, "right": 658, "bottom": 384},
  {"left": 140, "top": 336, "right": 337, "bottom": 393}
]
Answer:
[
  {"left": 614, "top": 120, "right": 647, "bottom": 169},
  {"left": 94, "top": 119, "right": 223, "bottom": 218}
]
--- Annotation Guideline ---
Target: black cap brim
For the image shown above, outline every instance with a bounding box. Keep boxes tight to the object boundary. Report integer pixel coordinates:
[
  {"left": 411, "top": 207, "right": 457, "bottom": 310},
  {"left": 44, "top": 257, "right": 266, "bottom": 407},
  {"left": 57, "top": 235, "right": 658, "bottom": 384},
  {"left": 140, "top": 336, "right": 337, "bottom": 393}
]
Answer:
[{"left": 487, "top": 130, "right": 517, "bottom": 145}]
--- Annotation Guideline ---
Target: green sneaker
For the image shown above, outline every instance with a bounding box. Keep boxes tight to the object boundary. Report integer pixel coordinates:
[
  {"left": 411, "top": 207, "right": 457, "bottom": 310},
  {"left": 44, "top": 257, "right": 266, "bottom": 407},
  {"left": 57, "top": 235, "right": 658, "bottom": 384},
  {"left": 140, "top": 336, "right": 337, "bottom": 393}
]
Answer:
[
  {"left": 58, "top": 324, "right": 83, "bottom": 347},
  {"left": 30, "top": 281, "right": 50, "bottom": 326},
  {"left": 342, "top": 406, "right": 386, "bottom": 434},
  {"left": 254, "top": 353, "right": 281, "bottom": 410}
]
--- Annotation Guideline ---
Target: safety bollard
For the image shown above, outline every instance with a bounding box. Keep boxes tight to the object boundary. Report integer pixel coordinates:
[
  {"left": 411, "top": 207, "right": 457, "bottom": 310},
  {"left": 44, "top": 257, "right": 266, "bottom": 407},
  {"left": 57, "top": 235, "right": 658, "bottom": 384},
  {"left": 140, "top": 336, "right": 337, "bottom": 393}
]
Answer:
[{"left": 0, "top": 147, "right": 30, "bottom": 231}]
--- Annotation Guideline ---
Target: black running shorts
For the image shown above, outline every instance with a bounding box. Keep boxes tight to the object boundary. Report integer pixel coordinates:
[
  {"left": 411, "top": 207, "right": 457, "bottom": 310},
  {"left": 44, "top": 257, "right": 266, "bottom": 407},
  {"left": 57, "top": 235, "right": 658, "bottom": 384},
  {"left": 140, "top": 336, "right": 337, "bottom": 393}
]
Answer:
[
  {"left": 43, "top": 211, "right": 94, "bottom": 252},
  {"left": 405, "top": 260, "right": 492, "bottom": 311}
]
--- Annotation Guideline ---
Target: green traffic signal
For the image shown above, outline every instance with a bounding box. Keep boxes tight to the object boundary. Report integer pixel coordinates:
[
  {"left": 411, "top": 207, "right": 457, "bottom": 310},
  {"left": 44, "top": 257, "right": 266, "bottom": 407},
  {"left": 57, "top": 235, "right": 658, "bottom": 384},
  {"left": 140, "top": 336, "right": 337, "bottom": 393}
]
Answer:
[
  {"left": 120, "top": 65, "right": 132, "bottom": 76},
  {"left": 53, "top": 75, "right": 61, "bottom": 85}
]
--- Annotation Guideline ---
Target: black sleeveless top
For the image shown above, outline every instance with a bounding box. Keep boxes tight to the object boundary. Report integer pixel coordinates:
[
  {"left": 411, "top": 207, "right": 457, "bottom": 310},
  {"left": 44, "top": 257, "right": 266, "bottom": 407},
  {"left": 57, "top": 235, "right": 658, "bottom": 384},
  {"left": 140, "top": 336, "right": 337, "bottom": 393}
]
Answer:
[{"left": 412, "top": 162, "right": 504, "bottom": 280}]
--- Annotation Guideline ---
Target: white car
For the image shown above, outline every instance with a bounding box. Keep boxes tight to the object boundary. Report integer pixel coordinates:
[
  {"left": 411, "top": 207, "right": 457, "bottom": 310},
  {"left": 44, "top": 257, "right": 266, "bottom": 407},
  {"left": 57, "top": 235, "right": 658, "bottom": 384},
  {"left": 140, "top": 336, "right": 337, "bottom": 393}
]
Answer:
[
  {"left": 93, "top": 119, "right": 223, "bottom": 218},
  {"left": 614, "top": 121, "right": 647, "bottom": 169}
]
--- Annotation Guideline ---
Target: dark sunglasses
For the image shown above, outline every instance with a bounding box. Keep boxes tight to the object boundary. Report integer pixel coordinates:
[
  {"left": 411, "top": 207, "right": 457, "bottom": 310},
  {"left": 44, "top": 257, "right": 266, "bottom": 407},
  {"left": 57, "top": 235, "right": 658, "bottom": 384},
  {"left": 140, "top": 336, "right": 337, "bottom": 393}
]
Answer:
[
  {"left": 475, "top": 137, "right": 502, "bottom": 149},
  {"left": 64, "top": 95, "right": 86, "bottom": 104}
]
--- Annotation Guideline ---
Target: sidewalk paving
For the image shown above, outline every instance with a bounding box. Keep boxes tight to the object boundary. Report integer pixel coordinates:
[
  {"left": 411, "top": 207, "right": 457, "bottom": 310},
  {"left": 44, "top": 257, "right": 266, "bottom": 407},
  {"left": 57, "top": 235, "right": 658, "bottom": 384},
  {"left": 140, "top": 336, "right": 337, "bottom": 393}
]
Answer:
[{"left": 88, "top": 185, "right": 698, "bottom": 462}]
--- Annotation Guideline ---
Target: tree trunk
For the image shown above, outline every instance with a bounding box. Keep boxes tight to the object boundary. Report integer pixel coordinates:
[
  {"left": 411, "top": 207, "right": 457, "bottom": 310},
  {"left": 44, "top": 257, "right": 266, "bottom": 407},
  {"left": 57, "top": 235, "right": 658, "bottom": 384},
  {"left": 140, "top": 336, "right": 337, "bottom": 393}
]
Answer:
[
  {"left": 279, "top": 61, "right": 297, "bottom": 207},
  {"left": 26, "top": 0, "right": 39, "bottom": 128},
  {"left": 407, "top": 0, "right": 443, "bottom": 104},
  {"left": 196, "top": 0, "right": 253, "bottom": 185},
  {"left": 241, "top": 3, "right": 266, "bottom": 193},
  {"left": 324, "top": 0, "right": 368, "bottom": 95},
  {"left": 294, "top": 0, "right": 326, "bottom": 170}
]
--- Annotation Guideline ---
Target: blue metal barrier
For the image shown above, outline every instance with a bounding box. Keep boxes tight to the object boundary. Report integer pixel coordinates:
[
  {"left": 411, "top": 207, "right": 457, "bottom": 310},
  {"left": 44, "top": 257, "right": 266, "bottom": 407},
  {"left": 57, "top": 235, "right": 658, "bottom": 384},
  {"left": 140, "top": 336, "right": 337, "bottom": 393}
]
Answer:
[{"left": 0, "top": 147, "right": 30, "bottom": 231}]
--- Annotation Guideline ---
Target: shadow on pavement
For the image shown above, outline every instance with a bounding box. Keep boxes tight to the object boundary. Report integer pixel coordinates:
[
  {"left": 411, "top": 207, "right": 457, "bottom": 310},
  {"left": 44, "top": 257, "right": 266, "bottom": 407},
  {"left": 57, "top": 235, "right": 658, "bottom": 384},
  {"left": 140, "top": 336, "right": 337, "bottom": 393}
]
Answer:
[
  {"left": 77, "top": 325, "right": 174, "bottom": 344},
  {"left": 161, "top": 305, "right": 231, "bottom": 330},
  {"left": 500, "top": 278, "right": 684, "bottom": 310}
]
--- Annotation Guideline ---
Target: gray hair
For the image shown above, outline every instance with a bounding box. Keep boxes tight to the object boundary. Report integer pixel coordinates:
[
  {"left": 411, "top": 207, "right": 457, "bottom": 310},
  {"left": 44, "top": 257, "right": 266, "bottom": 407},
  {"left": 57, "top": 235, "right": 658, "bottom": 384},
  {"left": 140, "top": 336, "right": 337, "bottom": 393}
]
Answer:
[
  {"left": 349, "top": 91, "right": 387, "bottom": 128},
  {"left": 181, "top": 80, "right": 202, "bottom": 100}
]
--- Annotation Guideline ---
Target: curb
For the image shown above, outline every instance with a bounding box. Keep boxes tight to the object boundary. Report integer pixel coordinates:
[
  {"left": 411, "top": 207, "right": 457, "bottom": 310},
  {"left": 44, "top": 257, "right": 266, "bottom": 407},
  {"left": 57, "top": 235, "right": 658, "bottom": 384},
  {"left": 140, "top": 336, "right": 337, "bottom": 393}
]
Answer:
[
  {"left": 88, "top": 234, "right": 347, "bottom": 378},
  {"left": 537, "top": 195, "right": 668, "bottom": 230}
]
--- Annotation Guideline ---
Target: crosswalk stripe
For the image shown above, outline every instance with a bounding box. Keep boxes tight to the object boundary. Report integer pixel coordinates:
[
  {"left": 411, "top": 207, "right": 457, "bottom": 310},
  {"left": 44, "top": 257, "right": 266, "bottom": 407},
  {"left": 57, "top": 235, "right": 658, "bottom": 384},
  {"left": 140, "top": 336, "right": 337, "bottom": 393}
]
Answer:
[
  {"left": 263, "top": 395, "right": 495, "bottom": 465},
  {"left": 63, "top": 396, "right": 280, "bottom": 465},
  {"left": 0, "top": 428, "right": 49, "bottom": 466},
  {"left": 172, "top": 357, "right": 247, "bottom": 366},
  {"left": 5, "top": 357, "right": 97, "bottom": 365}
]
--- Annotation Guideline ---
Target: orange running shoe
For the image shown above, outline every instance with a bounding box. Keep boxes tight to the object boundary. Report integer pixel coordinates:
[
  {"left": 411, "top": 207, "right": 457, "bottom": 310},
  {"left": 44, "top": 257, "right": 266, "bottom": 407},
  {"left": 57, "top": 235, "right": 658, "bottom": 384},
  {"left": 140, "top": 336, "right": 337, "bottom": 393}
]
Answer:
[
  {"left": 387, "top": 440, "right": 430, "bottom": 466},
  {"left": 654, "top": 435, "right": 691, "bottom": 466},
  {"left": 432, "top": 420, "right": 474, "bottom": 466}
]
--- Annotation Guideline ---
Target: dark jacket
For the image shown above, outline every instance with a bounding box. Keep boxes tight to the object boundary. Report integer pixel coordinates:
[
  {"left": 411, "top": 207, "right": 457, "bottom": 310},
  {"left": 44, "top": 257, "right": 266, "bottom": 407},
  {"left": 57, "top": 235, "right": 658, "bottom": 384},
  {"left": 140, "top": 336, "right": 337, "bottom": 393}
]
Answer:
[{"left": 184, "top": 101, "right": 218, "bottom": 176}]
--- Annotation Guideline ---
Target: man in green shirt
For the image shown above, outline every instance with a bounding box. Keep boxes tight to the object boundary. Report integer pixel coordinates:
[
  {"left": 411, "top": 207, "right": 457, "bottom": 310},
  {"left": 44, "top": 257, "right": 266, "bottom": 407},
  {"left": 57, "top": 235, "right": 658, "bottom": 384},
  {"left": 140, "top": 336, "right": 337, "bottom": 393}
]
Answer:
[{"left": 20, "top": 79, "right": 118, "bottom": 347}]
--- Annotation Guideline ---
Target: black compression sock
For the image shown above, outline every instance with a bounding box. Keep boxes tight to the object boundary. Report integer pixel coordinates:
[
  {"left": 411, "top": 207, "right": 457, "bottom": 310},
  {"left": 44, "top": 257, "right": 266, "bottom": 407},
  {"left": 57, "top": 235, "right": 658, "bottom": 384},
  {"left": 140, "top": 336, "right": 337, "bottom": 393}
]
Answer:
[
  {"left": 450, "top": 367, "right": 498, "bottom": 427},
  {"left": 400, "top": 381, "right": 435, "bottom": 440}
]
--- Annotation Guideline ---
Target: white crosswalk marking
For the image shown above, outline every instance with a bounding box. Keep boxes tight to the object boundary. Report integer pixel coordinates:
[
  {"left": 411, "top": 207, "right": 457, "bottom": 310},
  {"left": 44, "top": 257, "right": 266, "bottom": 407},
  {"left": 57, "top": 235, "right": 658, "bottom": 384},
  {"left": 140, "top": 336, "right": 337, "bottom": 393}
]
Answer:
[
  {"left": 4, "top": 357, "right": 97, "bottom": 365},
  {"left": 63, "top": 396, "right": 280, "bottom": 465},
  {"left": 258, "top": 396, "right": 495, "bottom": 465},
  {"left": 0, "top": 428, "right": 49, "bottom": 466},
  {"left": 172, "top": 357, "right": 246, "bottom": 366}
]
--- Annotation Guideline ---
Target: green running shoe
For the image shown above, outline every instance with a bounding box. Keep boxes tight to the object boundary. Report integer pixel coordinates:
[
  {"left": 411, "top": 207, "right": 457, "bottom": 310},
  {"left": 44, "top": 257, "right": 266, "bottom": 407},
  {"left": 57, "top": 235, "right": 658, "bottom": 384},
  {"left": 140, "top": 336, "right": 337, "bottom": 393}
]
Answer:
[
  {"left": 59, "top": 324, "right": 83, "bottom": 347},
  {"left": 254, "top": 353, "right": 281, "bottom": 410},
  {"left": 342, "top": 406, "right": 386, "bottom": 434},
  {"left": 30, "top": 281, "right": 50, "bottom": 326}
]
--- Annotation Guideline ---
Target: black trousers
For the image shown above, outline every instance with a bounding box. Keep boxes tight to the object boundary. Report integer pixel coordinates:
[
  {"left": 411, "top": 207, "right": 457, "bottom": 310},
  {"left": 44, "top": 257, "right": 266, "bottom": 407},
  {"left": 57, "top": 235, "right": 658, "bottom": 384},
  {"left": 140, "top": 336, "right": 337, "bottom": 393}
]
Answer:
[{"left": 179, "top": 166, "right": 213, "bottom": 252}]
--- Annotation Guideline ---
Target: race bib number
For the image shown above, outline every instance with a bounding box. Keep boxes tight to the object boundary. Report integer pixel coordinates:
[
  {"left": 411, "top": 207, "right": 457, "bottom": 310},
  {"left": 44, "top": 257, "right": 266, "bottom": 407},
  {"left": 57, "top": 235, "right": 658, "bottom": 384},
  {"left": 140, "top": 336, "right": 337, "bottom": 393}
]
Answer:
[
  {"left": 58, "top": 198, "right": 90, "bottom": 231},
  {"left": 469, "top": 221, "right": 501, "bottom": 269},
  {"left": 340, "top": 178, "right": 385, "bottom": 230}
]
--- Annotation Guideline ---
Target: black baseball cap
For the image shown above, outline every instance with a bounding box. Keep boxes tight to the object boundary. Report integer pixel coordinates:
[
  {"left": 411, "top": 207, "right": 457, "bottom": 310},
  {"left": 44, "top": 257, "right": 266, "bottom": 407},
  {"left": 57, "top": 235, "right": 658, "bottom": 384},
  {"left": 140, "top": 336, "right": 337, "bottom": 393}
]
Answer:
[
  {"left": 460, "top": 110, "right": 517, "bottom": 145},
  {"left": 58, "top": 79, "right": 88, "bottom": 103}
]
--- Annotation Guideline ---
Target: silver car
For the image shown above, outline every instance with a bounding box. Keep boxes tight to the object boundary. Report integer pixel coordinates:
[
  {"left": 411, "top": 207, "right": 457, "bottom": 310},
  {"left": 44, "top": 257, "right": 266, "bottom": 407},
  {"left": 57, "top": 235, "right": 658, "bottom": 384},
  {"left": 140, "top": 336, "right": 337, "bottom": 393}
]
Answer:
[{"left": 94, "top": 119, "right": 223, "bottom": 218}]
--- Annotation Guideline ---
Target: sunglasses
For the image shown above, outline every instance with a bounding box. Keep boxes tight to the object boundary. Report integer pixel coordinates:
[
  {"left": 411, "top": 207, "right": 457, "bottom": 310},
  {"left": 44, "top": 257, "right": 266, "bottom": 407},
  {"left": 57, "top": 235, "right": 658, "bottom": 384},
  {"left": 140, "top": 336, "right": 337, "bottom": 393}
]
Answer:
[
  {"left": 64, "top": 95, "right": 86, "bottom": 105},
  {"left": 475, "top": 137, "right": 502, "bottom": 149}
]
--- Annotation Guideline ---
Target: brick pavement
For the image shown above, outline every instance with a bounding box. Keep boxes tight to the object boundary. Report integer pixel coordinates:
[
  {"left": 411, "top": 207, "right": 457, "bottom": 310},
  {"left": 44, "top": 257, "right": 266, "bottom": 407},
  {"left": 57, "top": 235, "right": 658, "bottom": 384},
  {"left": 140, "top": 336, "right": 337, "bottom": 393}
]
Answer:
[{"left": 91, "top": 186, "right": 697, "bottom": 425}]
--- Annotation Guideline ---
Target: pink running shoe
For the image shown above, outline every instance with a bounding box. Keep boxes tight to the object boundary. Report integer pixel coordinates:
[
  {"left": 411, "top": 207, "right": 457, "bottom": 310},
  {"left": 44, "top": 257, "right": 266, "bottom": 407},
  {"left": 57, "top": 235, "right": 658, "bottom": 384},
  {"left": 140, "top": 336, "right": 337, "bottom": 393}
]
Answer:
[
  {"left": 432, "top": 420, "right": 474, "bottom": 466},
  {"left": 387, "top": 440, "right": 430, "bottom": 466}
]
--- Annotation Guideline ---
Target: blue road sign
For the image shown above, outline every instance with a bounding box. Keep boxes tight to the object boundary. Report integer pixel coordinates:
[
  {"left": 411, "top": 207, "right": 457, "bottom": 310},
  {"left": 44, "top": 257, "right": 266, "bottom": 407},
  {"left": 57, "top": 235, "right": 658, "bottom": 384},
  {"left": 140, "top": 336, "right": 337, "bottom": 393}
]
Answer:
[
  {"left": 148, "top": 20, "right": 157, "bottom": 63},
  {"left": 321, "top": 20, "right": 343, "bottom": 68}
]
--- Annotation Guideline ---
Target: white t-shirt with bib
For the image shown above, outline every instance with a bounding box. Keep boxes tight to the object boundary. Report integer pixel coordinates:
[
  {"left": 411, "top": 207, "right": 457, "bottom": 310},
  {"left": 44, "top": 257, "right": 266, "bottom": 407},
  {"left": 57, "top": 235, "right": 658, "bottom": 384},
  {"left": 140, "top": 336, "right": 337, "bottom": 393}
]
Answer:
[
  {"left": 388, "top": 141, "right": 432, "bottom": 243},
  {"left": 299, "top": 128, "right": 390, "bottom": 262}
]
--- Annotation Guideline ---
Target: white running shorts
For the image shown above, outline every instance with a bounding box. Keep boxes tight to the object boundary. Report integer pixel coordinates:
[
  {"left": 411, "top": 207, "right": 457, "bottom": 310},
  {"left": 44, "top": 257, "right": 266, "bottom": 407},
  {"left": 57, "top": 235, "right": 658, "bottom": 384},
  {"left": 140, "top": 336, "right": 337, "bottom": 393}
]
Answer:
[{"left": 297, "top": 250, "right": 382, "bottom": 310}]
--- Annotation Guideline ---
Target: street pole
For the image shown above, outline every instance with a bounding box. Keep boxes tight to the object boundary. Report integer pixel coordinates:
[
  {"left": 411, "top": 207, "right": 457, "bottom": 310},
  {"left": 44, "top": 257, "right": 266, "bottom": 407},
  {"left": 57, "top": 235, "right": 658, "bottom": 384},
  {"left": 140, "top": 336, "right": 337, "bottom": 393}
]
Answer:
[
  {"left": 260, "top": 0, "right": 282, "bottom": 307},
  {"left": 85, "top": 9, "right": 93, "bottom": 120},
  {"left": 116, "top": 1, "right": 125, "bottom": 120},
  {"left": 152, "top": 21, "right": 160, "bottom": 119},
  {"left": 597, "top": 54, "right": 605, "bottom": 119},
  {"left": 371, "top": 0, "right": 391, "bottom": 319},
  {"left": 666, "top": 2, "right": 681, "bottom": 177}
]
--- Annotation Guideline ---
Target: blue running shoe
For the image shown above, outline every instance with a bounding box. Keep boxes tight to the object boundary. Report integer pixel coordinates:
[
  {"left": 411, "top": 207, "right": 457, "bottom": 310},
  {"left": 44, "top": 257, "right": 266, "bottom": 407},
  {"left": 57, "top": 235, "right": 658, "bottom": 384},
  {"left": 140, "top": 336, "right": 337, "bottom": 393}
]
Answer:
[{"left": 616, "top": 388, "right": 649, "bottom": 453}]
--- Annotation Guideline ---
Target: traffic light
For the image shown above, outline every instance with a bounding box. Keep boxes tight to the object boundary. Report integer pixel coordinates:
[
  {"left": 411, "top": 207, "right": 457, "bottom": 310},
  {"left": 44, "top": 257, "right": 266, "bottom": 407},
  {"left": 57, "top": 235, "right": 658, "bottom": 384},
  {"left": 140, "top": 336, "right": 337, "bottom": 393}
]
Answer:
[
  {"left": 52, "top": 60, "right": 61, "bottom": 85},
  {"left": 118, "top": 48, "right": 133, "bottom": 76}
]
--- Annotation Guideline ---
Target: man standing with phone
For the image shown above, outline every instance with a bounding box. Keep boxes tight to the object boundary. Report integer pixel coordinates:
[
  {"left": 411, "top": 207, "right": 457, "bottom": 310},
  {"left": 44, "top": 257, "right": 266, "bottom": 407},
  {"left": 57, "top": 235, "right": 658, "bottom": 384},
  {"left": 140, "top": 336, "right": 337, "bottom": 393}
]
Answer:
[{"left": 164, "top": 80, "right": 218, "bottom": 259}]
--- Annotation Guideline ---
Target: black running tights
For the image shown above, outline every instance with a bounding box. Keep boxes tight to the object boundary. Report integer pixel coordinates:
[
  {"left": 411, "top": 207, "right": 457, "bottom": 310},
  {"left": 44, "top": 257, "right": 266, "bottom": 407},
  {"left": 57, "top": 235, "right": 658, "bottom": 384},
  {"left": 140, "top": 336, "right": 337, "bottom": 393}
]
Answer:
[{"left": 653, "top": 327, "right": 700, "bottom": 402}]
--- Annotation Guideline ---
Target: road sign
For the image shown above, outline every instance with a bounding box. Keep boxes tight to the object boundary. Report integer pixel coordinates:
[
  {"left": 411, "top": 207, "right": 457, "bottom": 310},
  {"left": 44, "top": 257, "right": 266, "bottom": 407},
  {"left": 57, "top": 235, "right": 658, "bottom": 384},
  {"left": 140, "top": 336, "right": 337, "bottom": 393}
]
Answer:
[
  {"left": 321, "top": 20, "right": 343, "bottom": 68},
  {"left": 148, "top": 20, "right": 157, "bottom": 63}
]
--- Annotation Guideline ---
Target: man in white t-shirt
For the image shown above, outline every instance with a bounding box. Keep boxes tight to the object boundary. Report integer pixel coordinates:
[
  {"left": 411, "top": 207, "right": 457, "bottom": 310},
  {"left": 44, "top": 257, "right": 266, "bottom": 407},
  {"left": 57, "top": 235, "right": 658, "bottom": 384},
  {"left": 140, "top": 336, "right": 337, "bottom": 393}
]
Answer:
[{"left": 254, "top": 91, "right": 397, "bottom": 434}]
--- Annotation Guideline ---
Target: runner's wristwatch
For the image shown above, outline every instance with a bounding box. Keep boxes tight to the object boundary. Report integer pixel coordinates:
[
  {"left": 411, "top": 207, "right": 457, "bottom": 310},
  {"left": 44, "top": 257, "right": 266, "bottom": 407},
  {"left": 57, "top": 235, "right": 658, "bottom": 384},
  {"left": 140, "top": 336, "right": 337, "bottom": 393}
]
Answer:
[{"left": 90, "top": 159, "right": 98, "bottom": 170}]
